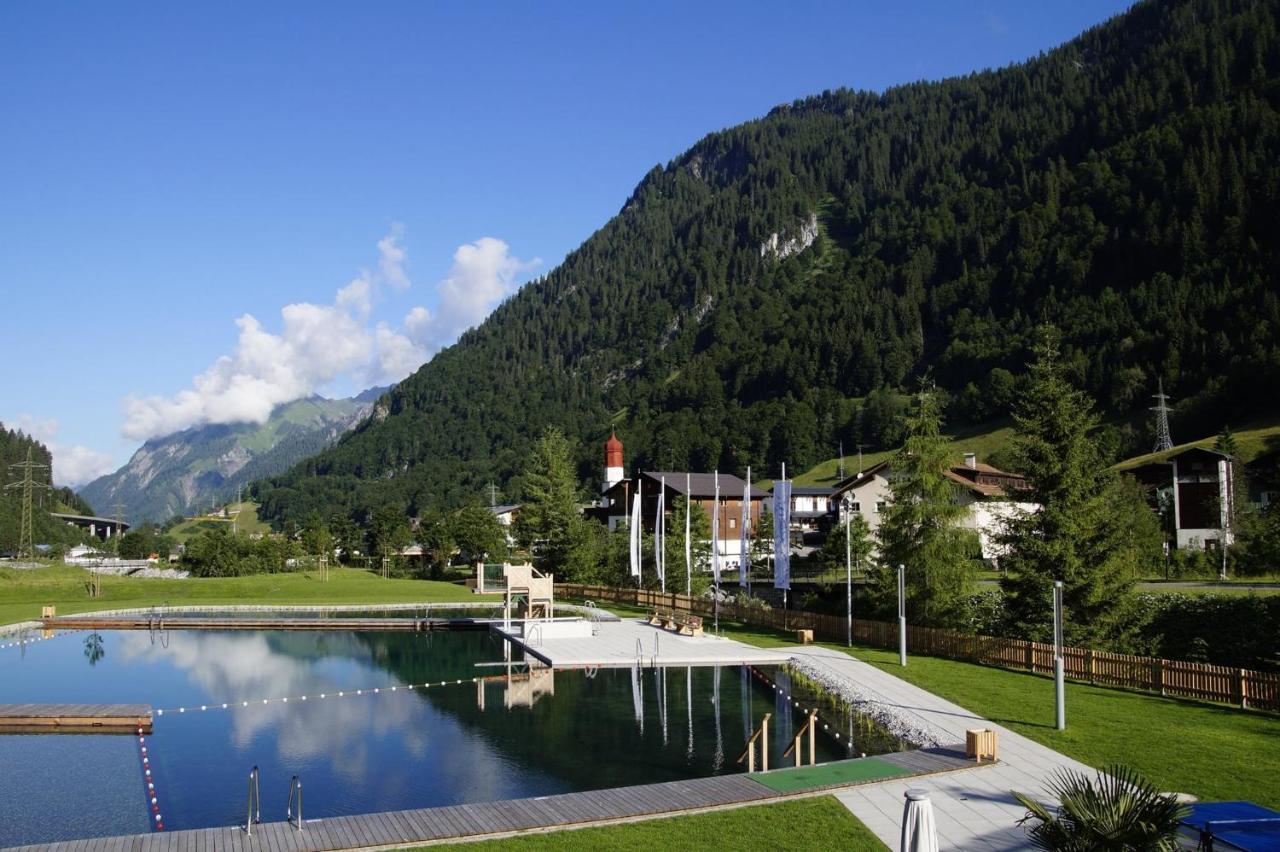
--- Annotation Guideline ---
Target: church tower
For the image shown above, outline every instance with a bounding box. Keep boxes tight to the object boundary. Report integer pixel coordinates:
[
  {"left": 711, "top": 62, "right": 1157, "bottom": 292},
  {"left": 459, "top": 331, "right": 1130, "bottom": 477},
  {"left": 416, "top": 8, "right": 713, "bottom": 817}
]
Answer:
[{"left": 604, "top": 432, "right": 624, "bottom": 490}]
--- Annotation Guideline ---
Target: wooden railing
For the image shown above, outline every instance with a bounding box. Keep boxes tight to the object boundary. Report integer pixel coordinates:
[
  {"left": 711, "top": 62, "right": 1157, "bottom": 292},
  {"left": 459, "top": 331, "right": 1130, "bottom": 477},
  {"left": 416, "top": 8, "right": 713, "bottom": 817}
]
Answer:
[{"left": 556, "top": 583, "right": 1280, "bottom": 713}]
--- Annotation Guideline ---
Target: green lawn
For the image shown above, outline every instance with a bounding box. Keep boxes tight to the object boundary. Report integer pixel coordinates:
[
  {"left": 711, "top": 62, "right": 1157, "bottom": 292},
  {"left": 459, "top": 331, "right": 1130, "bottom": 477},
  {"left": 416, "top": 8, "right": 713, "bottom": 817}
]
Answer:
[
  {"left": 700, "top": 618, "right": 1280, "bottom": 809},
  {"left": 165, "top": 500, "right": 271, "bottom": 543},
  {"left": 0, "top": 564, "right": 493, "bottom": 626},
  {"left": 451, "top": 796, "right": 885, "bottom": 851}
]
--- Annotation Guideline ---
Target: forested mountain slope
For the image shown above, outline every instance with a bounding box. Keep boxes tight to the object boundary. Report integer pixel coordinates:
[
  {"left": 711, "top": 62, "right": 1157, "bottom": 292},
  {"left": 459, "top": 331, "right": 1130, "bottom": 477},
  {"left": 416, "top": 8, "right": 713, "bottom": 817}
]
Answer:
[
  {"left": 256, "top": 0, "right": 1280, "bottom": 526},
  {"left": 82, "top": 393, "right": 385, "bottom": 524}
]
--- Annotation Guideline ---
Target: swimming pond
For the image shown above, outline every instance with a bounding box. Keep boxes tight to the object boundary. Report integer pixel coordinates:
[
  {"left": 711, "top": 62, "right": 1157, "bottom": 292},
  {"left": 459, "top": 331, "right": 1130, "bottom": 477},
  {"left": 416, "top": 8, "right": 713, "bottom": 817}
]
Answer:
[{"left": 0, "top": 625, "right": 904, "bottom": 845}]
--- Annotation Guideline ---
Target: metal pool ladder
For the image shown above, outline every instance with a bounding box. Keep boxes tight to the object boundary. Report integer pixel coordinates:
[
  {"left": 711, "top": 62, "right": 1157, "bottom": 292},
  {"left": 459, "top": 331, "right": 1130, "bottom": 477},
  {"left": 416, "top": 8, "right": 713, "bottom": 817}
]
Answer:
[
  {"left": 286, "top": 775, "right": 303, "bottom": 830},
  {"left": 244, "top": 766, "right": 261, "bottom": 834}
]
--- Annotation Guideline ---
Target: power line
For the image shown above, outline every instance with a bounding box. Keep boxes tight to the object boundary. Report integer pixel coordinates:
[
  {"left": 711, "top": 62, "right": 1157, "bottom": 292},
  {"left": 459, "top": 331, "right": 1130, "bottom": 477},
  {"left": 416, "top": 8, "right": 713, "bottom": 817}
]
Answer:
[{"left": 6, "top": 447, "right": 51, "bottom": 559}]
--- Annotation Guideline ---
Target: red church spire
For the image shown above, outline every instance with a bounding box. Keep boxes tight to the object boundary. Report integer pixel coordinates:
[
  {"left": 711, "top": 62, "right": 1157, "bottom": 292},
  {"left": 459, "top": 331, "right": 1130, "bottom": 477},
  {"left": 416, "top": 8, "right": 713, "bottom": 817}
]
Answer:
[{"left": 605, "top": 432, "right": 624, "bottom": 469}]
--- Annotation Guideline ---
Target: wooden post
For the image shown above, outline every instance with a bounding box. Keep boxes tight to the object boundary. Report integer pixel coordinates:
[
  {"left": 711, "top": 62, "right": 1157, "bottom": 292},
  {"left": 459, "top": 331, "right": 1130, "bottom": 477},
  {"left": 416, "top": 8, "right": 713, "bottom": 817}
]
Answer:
[
  {"left": 747, "top": 741, "right": 755, "bottom": 773},
  {"left": 1025, "top": 640, "right": 1034, "bottom": 671},
  {"left": 1156, "top": 659, "right": 1165, "bottom": 696},
  {"left": 807, "top": 710, "right": 816, "bottom": 766},
  {"left": 762, "top": 715, "right": 769, "bottom": 771},
  {"left": 793, "top": 733, "right": 802, "bottom": 767},
  {"left": 1238, "top": 668, "right": 1248, "bottom": 709},
  {"left": 1086, "top": 649, "right": 1096, "bottom": 685}
]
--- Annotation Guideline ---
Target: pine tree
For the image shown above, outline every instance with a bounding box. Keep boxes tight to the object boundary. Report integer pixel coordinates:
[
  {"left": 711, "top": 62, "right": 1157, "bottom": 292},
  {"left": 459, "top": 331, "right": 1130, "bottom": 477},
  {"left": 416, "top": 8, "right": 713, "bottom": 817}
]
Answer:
[
  {"left": 514, "top": 427, "right": 582, "bottom": 571},
  {"left": 1000, "top": 327, "right": 1142, "bottom": 644},
  {"left": 876, "top": 387, "right": 974, "bottom": 628}
]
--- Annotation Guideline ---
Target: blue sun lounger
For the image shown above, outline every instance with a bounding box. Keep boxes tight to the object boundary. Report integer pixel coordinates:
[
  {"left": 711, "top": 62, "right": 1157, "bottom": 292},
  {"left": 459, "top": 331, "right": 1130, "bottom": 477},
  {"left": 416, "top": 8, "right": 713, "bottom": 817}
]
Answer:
[{"left": 1182, "top": 801, "right": 1280, "bottom": 851}]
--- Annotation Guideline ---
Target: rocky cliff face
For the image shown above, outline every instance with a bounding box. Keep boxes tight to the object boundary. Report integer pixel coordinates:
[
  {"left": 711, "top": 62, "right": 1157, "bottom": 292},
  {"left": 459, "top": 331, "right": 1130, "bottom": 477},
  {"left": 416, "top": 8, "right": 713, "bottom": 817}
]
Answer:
[{"left": 79, "top": 391, "right": 386, "bottom": 523}]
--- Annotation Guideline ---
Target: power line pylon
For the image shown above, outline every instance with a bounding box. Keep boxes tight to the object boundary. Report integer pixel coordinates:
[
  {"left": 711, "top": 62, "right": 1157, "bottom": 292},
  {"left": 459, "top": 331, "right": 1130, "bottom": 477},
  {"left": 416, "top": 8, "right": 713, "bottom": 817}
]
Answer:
[
  {"left": 1152, "top": 379, "right": 1174, "bottom": 453},
  {"left": 6, "top": 447, "right": 51, "bottom": 559}
]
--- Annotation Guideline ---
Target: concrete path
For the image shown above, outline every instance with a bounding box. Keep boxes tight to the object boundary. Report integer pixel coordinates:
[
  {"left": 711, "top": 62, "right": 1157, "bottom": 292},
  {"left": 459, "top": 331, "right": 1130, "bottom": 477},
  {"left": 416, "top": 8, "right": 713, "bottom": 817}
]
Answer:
[
  {"left": 787, "top": 645, "right": 1090, "bottom": 850},
  {"left": 497, "top": 620, "right": 1092, "bottom": 848}
]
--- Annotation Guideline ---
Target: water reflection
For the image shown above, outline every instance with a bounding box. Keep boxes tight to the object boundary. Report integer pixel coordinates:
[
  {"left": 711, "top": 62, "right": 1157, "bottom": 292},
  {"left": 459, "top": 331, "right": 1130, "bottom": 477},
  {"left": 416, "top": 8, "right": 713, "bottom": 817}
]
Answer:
[{"left": 0, "top": 628, "right": 899, "bottom": 845}]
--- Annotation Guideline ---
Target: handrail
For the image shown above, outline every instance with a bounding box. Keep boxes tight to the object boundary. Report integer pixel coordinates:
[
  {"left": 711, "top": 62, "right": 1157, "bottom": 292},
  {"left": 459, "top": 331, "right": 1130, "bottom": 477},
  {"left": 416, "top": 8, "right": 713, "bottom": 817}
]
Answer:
[
  {"left": 244, "top": 766, "right": 261, "bottom": 834},
  {"left": 735, "top": 713, "right": 772, "bottom": 772},
  {"left": 782, "top": 709, "right": 818, "bottom": 767},
  {"left": 526, "top": 623, "right": 544, "bottom": 647},
  {"left": 286, "top": 775, "right": 303, "bottom": 830}
]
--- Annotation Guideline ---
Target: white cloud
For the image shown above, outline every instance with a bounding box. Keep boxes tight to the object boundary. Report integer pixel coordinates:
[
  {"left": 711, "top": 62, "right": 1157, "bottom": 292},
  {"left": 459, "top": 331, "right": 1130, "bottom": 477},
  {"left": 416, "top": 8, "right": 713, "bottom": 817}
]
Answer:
[
  {"left": 120, "top": 227, "right": 536, "bottom": 443},
  {"left": 404, "top": 237, "right": 539, "bottom": 353},
  {"left": 12, "top": 415, "right": 116, "bottom": 488}
]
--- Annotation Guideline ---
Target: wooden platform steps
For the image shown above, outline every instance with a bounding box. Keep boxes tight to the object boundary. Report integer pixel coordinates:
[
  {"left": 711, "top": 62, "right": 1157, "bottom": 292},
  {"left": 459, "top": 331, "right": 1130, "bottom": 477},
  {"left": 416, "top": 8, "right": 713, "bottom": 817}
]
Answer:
[
  {"left": 1, "top": 747, "right": 975, "bottom": 851},
  {"left": 0, "top": 703, "right": 152, "bottom": 734},
  {"left": 42, "top": 617, "right": 497, "bottom": 632}
]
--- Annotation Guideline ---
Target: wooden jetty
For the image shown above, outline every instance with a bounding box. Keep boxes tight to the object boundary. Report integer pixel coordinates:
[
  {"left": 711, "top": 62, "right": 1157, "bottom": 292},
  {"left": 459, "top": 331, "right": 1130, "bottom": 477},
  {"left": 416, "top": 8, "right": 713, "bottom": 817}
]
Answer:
[
  {"left": 0, "top": 703, "right": 152, "bottom": 734},
  {"left": 42, "top": 616, "right": 496, "bottom": 633},
  {"left": 0, "top": 747, "right": 975, "bottom": 851}
]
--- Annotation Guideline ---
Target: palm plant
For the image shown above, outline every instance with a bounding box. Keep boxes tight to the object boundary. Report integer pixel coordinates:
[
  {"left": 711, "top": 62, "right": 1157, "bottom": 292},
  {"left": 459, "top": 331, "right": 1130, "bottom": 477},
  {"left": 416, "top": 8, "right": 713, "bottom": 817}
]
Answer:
[{"left": 1013, "top": 764, "right": 1189, "bottom": 851}]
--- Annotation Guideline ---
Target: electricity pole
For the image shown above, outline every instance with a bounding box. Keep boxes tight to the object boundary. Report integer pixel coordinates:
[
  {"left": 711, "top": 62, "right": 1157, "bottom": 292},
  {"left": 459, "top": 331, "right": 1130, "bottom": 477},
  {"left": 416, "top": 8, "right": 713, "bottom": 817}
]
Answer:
[{"left": 6, "top": 448, "right": 50, "bottom": 559}]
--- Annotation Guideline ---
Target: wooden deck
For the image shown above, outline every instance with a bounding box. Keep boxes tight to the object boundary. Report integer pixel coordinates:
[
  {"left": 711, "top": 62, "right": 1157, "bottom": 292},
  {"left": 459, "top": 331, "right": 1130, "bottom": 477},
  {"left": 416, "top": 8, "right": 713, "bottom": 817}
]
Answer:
[
  {"left": 0, "top": 703, "right": 152, "bottom": 734},
  {"left": 42, "top": 617, "right": 496, "bottom": 632},
  {"left": 1, "top": 748, "right": 974, "bottom": 851}
]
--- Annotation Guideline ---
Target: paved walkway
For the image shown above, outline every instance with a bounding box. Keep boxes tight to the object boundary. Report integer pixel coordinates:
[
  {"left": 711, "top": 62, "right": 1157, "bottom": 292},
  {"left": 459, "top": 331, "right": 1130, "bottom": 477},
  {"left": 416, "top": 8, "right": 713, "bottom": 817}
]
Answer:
[{"left": 787, "top": 645, "right": 1091, "bottom": 850}]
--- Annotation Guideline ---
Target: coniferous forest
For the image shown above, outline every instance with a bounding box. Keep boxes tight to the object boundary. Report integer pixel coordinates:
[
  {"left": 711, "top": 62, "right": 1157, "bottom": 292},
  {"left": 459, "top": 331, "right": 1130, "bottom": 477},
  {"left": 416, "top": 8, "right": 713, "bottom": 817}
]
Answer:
[
  {"left": 254, "top": 0, "right": 1280, "bottom": 527},
  {"left": 0, "top": 425, "right": 94, "bottom": 553}
]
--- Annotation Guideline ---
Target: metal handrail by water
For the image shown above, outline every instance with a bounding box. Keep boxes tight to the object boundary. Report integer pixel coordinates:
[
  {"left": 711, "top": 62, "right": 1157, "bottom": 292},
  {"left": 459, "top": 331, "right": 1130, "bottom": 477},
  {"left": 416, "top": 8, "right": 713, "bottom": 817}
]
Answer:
[
  {"left": 244, "top": 766, "right": 261, "bottom": 834},
  {"left": 286, "top": 775, "right": 303, "bottom": 830}
]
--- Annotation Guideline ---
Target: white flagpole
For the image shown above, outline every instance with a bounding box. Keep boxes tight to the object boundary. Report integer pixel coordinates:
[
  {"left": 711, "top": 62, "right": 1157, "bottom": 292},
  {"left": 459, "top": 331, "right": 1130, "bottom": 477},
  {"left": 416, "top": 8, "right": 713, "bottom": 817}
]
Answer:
[
  {"left": 713, "top": 471, "right": 721, "bottom": 634},
  {"left": 684, "top": 472, "right": 691, "bottom": 597}
]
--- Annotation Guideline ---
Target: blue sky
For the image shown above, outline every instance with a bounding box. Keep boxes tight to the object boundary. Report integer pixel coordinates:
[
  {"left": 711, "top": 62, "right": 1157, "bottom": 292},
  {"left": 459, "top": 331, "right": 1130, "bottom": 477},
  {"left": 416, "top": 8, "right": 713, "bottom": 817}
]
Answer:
[{"left": 0, "top": 1, "right": 1134, "bottom": 486}]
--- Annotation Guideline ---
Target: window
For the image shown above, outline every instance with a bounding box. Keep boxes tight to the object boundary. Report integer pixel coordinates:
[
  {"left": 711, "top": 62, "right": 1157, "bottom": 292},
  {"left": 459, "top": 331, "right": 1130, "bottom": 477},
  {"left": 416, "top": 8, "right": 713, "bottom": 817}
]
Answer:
[
  {"left": 875, "top": 501, "right": 886, "bottom": 514},
  {"left": 850, "top": 501, "right": 861, "bottom": 513},
  {"left": 728, "top": 517, "right": 737, "bottom": 529}
]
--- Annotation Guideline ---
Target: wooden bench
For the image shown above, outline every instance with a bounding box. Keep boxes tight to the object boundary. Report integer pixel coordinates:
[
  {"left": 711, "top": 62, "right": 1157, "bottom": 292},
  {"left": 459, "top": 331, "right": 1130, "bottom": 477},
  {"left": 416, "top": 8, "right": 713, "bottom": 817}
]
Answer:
[
  {"left": 795, "top": 628, "right": 814, "bottom": 644},
  {"left": 966, "top": 728, "right": 998, "bottom": 763},
  {"left": 674, "top": 613, "right": 704, "bottom": 637},
  {"left": 649, "top": 608, "right": 678, "bottom": 630}
]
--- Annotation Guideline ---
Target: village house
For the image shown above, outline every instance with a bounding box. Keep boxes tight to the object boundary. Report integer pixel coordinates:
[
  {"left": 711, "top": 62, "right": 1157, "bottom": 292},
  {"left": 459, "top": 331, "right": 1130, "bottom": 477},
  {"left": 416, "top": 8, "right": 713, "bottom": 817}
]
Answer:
[
  {"left": 1129, "top": 446, "right": 1236, "bottom": 551},
  {"left": 828, "top": 453, "right": 1036, "bottom": 561},
  {"left": 586, "top": 433, "right": 769, "bottom": 570}
]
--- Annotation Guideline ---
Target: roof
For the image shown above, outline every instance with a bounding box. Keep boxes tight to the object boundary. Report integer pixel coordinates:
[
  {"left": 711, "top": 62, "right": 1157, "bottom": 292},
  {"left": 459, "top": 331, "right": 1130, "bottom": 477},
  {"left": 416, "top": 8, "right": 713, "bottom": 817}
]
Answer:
[
  {"left": 943, "top": 469, "right": 1008, "bottom": 498},
  {"left": 829, "top": 461, "right": 893, "bottom": 497},
  {"left": 605, "top": 432, "right": 623, "bottom": 451},
  {"left": 640, "top": 471, "right": 770, "bottom": 499},
  {"left": 488, "top": 504, "right": 520, "bottom": 515}
]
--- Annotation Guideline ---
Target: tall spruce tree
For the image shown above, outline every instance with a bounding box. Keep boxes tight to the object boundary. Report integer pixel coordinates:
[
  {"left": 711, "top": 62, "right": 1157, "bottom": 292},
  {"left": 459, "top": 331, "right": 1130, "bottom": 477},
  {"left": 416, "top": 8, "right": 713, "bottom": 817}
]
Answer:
[
  {"left": 514, "top": 427, "right": 582, "bottom": 572},
  {"left": 1000, "top": 327, "right": 1143, "bottom": 644},
  {"left": 876, "top": 388, "right": 974, "bottom": 628}
]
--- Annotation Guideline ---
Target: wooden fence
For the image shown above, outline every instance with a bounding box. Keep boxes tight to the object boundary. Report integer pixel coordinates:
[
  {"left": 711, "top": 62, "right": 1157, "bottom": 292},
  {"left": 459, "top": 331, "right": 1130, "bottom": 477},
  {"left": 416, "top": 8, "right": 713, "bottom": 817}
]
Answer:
[{"left": 557, "top": 583, "right": 1280, "bottom": 713}]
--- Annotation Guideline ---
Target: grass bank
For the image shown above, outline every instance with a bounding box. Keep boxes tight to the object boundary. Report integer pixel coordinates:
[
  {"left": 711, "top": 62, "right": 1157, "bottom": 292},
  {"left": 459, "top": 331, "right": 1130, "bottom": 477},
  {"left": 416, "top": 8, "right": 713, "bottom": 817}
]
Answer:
[
  {"left": 0, "top": 565, "right": 492, "bottom": 626},
  {"left": 452, "top": 795, "right": 885, "bottom": 851},
  {"left": 702, "top": 616, "right": 1280, "bottom": 809}
]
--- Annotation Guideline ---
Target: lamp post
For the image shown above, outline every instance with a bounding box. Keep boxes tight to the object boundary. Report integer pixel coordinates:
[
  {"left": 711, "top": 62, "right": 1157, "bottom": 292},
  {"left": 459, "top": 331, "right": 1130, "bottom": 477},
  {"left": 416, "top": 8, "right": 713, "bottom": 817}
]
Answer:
[
  {"left": 897, "top": 563, "right": 907, "bottom": 667},
  {"left": 1053, "top": 580, "right": 1065, "bottom": 730},
  {"left": 844, "top": 494, "right": 853, "bottom": 648}
]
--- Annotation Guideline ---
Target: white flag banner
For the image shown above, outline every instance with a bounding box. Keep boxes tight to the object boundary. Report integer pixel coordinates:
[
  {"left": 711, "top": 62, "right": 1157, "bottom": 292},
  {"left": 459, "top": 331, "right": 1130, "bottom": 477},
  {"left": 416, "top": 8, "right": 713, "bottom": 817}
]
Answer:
[
  {"left": 630, "top": 479, "right": 643, "bottom": 580},
  {"left": 740, "top": 467, "right": 751, "bottom": 586},
  {"left": 656, "top": 476, "right": 666, "bottom": 592},
  {"left": 773, "top": 479, "right": 791, "bottom": 590}
]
